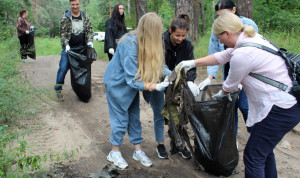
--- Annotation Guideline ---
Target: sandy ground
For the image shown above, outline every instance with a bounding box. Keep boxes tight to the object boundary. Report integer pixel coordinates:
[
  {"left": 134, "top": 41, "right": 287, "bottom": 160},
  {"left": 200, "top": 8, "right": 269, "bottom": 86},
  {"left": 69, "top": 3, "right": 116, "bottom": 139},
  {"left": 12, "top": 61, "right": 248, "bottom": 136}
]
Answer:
[{"left": 20, "top": 56, "right": 300, "bottom": 178}]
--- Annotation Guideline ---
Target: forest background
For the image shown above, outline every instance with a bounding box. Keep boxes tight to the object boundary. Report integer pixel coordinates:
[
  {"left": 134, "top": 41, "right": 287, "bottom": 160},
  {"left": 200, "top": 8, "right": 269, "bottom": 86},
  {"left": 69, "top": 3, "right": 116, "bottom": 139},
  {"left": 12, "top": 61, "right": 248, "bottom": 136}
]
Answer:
[{"left": 0, "top": 0, "right": 299, "bottom": 176}]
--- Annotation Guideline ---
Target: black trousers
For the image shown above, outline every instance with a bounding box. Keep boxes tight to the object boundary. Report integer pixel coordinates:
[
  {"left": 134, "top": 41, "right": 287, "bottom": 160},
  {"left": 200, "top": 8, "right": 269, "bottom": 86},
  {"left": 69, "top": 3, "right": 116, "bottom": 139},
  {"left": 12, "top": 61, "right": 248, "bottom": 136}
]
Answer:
[{"left": 18, "top": 34, "right": 36, "bottom": 59}]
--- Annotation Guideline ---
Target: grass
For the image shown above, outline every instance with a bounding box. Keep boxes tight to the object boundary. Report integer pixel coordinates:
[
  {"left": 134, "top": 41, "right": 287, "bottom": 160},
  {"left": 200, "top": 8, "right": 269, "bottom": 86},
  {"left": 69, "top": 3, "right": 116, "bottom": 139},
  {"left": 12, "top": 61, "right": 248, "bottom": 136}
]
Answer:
[{"left": 35, "top": 38, "right": 109, "bottom": 60}]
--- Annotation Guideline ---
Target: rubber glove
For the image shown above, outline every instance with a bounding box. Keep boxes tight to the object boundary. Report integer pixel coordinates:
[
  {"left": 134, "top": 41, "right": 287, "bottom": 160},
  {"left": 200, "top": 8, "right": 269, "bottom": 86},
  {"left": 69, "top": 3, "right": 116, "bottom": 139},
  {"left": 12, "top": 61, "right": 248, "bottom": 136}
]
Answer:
[
  {"left": 155, "top": 81, "right": 170, "bottom": 91},
  {"left": 25, "top": 30, "right": 29, "bottom": 34},
  {"left": 87, "top": 42, "right": 94, "bottom": 48},
  {"left": 177, "top": 60, "right": 196, "bottom": 70},
  {"left": 109, "top": 48, "right": 114, "bottom": 55},
  {"left": 238, "top": 84, "right": 243, "bottom": 90},
  {"left": 212, "top": 89, "right": 232, "bottom": 101},
  {"left": 187, "top": 81, "right": 200, "bottom": 96},
  {"left": 65, "top": 45, "right": 70, "bottom": 52},
  {"left": 198, "top": 78, "right": 212, "bottom": 90}
]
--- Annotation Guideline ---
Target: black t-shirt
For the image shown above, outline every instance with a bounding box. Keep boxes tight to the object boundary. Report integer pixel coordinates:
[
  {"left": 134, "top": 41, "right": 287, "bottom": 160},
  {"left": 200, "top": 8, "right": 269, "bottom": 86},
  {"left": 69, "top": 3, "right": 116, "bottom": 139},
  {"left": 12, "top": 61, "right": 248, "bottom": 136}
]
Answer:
[{"left": 69, "top": 15, "right": 85, "bottom": 48}]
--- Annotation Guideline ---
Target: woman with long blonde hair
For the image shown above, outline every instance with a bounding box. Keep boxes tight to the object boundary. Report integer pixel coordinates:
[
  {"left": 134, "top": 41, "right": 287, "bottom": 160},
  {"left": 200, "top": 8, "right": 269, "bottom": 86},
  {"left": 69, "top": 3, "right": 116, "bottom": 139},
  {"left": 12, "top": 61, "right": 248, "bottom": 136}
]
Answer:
[{"left": 103, "top": 12, "right": 170, "bottom": 169}]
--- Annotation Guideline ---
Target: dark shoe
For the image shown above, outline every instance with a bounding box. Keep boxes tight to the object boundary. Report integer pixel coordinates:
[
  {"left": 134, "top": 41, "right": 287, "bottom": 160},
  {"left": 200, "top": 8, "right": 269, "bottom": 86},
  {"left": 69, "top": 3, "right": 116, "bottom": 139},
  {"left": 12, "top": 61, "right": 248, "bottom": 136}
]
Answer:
[
  {"left": 156, "top": 144, "right": 168, "bottom": 159},
  {"left": 179, "top": 147, "right": 192, "bottom": 159},
  {"left": 56, "top": 90, "right": 64, "bottom": 101}
]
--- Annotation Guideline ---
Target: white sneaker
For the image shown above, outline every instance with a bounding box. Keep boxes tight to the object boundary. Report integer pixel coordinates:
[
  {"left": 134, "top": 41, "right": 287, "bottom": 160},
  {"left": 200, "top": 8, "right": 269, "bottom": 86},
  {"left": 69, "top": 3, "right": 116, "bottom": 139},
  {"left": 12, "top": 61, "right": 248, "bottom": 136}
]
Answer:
[
  {"left": 107, "top": 151, "right": 128, "bottom": 169},
  {"left": 132, "top": 150, "right": 153, "bottom": 167}
]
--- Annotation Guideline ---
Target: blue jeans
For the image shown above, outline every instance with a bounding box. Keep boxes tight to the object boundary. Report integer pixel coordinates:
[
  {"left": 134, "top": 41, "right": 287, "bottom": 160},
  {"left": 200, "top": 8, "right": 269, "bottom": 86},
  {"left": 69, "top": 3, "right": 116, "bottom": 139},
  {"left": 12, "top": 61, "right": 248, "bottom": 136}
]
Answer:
[
  {"left": 235, "top": 88, "right": 251, "bottom": 134},
  {"left": 143, "top": 90, "right": 165, "bottom": 143},
  {"left": 244, "top": 104, "right": 300, "bottom": 178},
  {"left": 54, "top": 50, "right": 70, "bottom": 91},
  {"left": 106, "top": 89, "right": 143, "bottom": 146}
]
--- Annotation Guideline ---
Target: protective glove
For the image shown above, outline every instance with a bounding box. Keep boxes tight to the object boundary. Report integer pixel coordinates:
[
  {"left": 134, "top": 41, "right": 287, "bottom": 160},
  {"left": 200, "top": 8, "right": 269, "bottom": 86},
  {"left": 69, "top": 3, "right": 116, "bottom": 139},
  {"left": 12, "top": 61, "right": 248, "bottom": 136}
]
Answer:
[
  {"left": 198, "top": 78, "right": 212, "bottom": 90},
  {"left": 25, "top": 30, "right": 29, "bottom": 34},
  {"left": 177, "top": 60, "right": 196, "bottom": 70},
  {"left": 163, "top": 75, "right": 170, "bottom": 82},
  {"left": 65, "top": 45, "right": 70, "bottom": 53},
  {"left": 187, "top": 81, "right": 200, "bottom": 96},
  {"left": 212, "top": 89, "right": 232, "bottom": 101},
  {"left": 109, "top": 48, "right": 114, "bottom": 55},
  {"left": 87, "top": 42, "right": 94, "bottom": 48},
  {"left": 238, "top": 84, "right": 243, "bottom": 90},
  {"left": 155, "top": 81, "right": 170, "bottom": 91}
]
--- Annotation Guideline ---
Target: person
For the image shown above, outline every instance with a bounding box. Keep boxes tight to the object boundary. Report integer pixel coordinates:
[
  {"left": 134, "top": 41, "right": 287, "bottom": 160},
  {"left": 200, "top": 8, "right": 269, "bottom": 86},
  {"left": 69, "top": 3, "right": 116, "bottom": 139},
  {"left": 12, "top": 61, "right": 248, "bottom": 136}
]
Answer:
[
  {"left": 142, "top": 14, "right": 195, "bottom": 160},
  {"left": 103, "top": 12, "right": 171, "bottom": 169},
  {"left": 104, "top": 3, "right": 127, "bottom": 61},
  {"left": 54, "top": 0, "right": 94, "bottom": 100},
  {"left": 16, "top": 9, "right": 36, "bottom": 63},
  {"left": 199, "top": 0, "right": 259, "bottom": 135},
  {"left": 177, "top": 12, "right": 300, "bottom": 177}
]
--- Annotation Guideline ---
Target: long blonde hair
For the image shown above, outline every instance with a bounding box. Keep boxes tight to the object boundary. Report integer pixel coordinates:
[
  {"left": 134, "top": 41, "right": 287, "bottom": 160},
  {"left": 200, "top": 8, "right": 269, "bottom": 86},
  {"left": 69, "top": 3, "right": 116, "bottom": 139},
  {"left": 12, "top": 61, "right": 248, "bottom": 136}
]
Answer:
[
  {"left": 213, "top": 12, "right": 255, "bottom": 37},
  {"left": 132, "top": 13, "right": 165, "bottom": 83}
]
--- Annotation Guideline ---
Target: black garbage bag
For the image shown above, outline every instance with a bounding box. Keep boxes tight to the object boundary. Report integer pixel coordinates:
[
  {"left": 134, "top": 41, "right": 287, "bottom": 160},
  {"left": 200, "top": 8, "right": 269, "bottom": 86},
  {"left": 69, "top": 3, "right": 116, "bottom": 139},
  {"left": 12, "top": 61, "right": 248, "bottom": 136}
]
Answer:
[
  {"left": 68, "top": 46, "right": 97, "bottom": 102},
  {"left": 27, "top": 31, "right": 36, "bottom": 59},
  {"left": 163, "top": 70, "right": 240, "bottom": 177}
]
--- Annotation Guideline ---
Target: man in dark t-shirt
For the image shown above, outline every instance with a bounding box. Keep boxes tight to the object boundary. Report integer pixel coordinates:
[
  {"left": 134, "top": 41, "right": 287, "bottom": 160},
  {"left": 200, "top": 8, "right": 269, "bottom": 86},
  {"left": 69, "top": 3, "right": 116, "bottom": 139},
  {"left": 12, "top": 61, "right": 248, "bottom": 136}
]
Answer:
[{"left": 54, "top": 0, "right": 93, "bottom": 101}]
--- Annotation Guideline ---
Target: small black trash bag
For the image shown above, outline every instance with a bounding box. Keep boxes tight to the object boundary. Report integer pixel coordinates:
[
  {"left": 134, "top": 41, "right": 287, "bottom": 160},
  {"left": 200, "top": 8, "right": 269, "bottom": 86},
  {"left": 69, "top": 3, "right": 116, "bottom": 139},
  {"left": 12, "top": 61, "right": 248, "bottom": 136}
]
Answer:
[
  {"left": 68, "top": 46, "right": 97, "bottom": 102},
  {"left": 163, "top": 70, "right": 239, "bottom": 177}
]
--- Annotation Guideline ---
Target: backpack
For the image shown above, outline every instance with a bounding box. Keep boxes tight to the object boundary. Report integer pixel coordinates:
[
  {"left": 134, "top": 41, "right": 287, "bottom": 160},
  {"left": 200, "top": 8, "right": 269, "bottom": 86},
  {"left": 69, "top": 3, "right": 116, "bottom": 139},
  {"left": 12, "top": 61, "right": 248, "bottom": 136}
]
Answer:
[{"left": 239, "top": 42, "right": 300, "bottom": 103}]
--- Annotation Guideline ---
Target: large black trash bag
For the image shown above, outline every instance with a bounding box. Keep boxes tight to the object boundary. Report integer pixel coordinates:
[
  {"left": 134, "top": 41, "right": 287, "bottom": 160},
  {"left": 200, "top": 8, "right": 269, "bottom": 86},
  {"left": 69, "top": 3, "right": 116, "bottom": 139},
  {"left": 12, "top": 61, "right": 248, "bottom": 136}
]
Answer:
[
  {"left": 193, "top": 84, "right": 239, "bottom": 177},
  {"left": 27, "top": 31, "right": 36, "bottom": 59},
  {"left": 68, "top": 46, "right": 97, "bottom": 102},
  {"left": 163, "top": 70, "right": 239, "bottom": 177}
]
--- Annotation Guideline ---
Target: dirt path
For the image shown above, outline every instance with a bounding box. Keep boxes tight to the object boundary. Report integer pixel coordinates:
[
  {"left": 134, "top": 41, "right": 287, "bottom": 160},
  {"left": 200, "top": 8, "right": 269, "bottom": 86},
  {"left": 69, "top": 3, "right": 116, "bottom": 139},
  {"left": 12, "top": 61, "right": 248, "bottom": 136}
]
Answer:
[{"left": 20, "top": 56, "right": 300, "bottom": 178}]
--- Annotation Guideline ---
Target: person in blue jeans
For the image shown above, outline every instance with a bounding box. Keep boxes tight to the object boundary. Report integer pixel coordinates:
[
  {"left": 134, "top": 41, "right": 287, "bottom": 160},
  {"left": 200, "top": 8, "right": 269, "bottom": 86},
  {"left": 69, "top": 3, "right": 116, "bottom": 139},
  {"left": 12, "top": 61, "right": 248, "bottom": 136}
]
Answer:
[
  {"left": 103, "top": 13, "right": 171, "bottom": 169},
  {"left": 54, "top": 0, "right": 94, "bottom": 101},
  {"left": 143, "top": 14, "right": 197, "bottom": 159},
  {"left": 198, "top": 0, "right": 258, "bottom": 137}
]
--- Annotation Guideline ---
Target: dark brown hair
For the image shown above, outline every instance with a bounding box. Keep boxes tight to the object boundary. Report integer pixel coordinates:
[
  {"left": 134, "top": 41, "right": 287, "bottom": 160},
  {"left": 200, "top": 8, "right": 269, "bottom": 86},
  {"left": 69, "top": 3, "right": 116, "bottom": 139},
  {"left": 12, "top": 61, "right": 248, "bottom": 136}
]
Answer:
[
  {"left": 19, "top": 9, "right": 27, "bottom": 17},
  {"left": 215, "top": 0, "right": 240, "bottom": 16},
  {"left": 169, "top": 13, "right": 190, "bottom": 32},
  {"left": 111, "top": 3, "right": 126, "bottom": 30}
]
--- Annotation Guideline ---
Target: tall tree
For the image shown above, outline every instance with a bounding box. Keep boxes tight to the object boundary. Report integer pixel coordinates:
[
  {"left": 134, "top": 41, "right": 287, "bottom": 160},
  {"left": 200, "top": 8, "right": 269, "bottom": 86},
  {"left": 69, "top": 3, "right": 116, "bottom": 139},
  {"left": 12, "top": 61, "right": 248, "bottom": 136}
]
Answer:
[
  {"left": 236, "top": 0, "right": 253, "bottom": 19},
  {"left": 135, "top": 0, "right": 147, "bottom": 22},
  {"left": 199, "top": 0, "right": 206, "bottom": 35},
  {"left": 175, "top": 0, "right": 199, "bottom": 44}
]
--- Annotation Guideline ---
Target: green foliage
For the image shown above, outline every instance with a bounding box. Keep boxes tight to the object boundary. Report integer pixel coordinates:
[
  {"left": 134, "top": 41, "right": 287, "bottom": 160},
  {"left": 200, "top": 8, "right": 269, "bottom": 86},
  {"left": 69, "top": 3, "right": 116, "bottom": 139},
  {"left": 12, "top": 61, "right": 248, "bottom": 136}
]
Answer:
[
  {"left": 253, "top": 0, "right": 300, "bottom": 33},
  {"left": 0, "top": 38, "right": 39, "bottom": 124}
]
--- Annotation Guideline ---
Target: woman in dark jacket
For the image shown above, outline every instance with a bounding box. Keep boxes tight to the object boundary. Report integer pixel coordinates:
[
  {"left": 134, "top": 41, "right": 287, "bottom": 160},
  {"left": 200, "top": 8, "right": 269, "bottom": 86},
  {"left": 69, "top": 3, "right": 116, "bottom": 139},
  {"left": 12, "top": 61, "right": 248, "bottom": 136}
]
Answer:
[
  {"left": 104, "top": 3, "right": 127, "bottom": 61},
  {"left": 16, "top": 9, "right": 36, "bottom": 62}
]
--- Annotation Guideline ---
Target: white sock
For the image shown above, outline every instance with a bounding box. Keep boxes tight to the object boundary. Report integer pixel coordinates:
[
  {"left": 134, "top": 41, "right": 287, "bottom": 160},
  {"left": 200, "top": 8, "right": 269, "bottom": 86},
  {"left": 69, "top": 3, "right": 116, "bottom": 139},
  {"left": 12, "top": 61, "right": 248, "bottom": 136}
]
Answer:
[
  {"left": 135, "top": 150, "right": 142, "bottom": 154},
  {"left": 111, "top": 150, "right": 120, "bottom": 155}
]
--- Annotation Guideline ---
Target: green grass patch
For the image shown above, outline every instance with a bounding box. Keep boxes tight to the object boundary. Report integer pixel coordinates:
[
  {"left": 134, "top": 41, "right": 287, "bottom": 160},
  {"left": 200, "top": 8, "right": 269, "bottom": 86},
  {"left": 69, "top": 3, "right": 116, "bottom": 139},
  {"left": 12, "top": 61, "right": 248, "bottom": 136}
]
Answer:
[{"left": 35, "top": 37, "right": 109, "bottom": 60}]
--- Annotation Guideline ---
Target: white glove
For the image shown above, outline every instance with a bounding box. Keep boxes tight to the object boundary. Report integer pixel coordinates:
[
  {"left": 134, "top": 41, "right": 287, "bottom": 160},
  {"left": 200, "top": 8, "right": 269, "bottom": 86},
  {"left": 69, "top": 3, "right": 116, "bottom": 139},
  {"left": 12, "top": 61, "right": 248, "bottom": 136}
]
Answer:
[
  {"left": 87, "top": 42, "right": 94, "bottom": 48},
  {"left": 155, "top": 81, "right": 170, "bottom": 91},
  {"left": 212, "top": 89, "right": 232, "bottom": 101},
  {"left": 25, "top": 30, "right": 29, "bottom": 34},
  {"left": 187, "top": 81, "right": 200, "bottom": 96},
  {"left": 109, "top": 48, "right": 114, "bottom": 55},
  {"left": 163, "top": 76, "right": 170, "bottom": 82},
  {"left": 238, "top": 84, "right": 243, "bottom": 90},
  {"left": 178, "top": 60, "right": 196, "bottom": 70},
  {"left": 198, "top": 78, "right": 212, "bottom": 90},
  {"left": 65, "top": 45, "right": 70, "bottom": 52}
]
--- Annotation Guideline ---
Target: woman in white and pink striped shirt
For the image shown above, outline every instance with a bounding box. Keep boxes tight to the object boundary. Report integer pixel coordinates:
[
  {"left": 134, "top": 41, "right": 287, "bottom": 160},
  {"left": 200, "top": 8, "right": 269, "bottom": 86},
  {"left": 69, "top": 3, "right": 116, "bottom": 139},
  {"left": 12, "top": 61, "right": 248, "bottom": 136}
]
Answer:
[{"left": 177, "top": 12, "right": 300, "bottom": 178}]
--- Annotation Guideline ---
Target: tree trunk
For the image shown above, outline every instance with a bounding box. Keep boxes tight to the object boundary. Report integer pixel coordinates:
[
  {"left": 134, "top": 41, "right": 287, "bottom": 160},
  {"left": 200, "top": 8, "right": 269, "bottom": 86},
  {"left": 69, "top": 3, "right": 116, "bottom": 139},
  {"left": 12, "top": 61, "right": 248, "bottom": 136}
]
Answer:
[
  {"left": 236, "top": 0, "right": 253, "bottom": 19},
  {"left": 135, "top": 0, "right": 147, "bottom": 22},
  {"left": 199, "top": 0, "right": 206, "bottom": 35},
  {"left": 175, "top": 0, "right": 200, "bottom": 44}
]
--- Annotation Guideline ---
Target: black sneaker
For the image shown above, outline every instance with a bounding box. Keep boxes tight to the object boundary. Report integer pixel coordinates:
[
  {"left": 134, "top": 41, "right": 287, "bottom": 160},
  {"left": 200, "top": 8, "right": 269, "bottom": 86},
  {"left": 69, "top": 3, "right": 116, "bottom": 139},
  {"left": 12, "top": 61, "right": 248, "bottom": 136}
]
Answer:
[
  {"left": 56, "top": 90, "right": 64, "bottom": 101},
  {"left": 178, "top": 147, "right": 192, "bottom": 159},
  {"left": 156, "top": 144, "right": 168, "bottom": 159}
]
